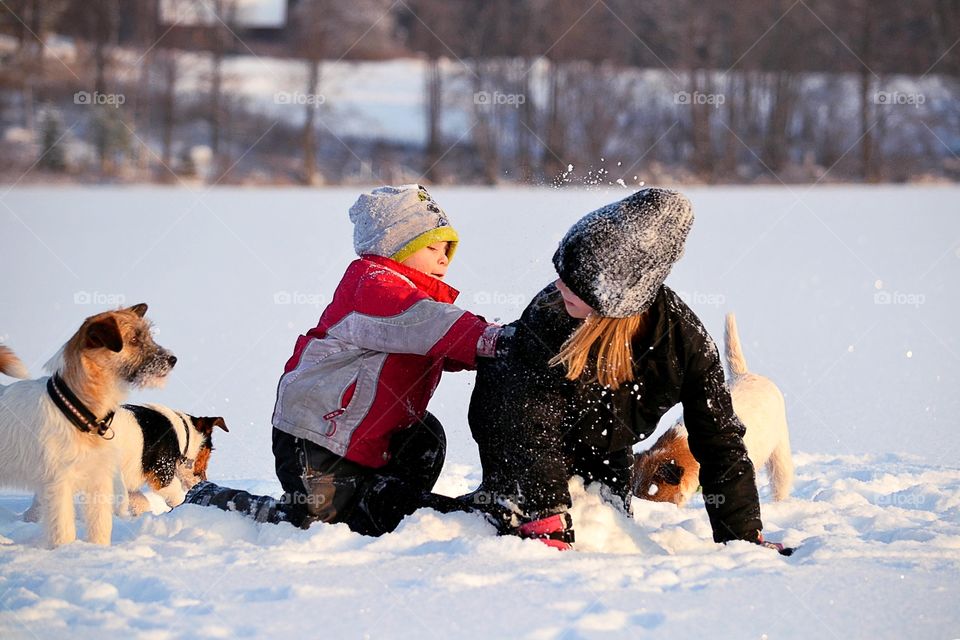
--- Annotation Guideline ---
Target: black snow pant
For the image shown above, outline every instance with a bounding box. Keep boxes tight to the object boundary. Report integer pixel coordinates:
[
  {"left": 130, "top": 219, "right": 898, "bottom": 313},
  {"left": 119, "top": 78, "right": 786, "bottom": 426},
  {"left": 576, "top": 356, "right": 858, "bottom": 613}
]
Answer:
[
  {"left": 471, "top": 421, "right": 636, "bottom": 524},
  {"left": 562, "top": 439, "right": 635, "bottom": 513},
  {"left": 185, "top": 413, "right": 468, "bottom": 536}
]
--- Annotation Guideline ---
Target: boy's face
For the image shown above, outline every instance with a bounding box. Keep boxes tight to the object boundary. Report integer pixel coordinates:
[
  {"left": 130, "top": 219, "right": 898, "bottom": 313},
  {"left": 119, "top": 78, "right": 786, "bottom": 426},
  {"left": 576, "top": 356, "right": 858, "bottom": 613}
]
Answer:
[{"left": 401, "top": 242, "right": 450, "bottom": 279}]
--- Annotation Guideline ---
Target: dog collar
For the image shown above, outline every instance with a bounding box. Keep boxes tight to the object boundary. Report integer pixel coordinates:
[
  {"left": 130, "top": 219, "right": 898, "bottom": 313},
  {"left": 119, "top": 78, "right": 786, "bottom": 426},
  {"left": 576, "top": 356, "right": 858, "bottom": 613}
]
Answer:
[
  {"left": 176, "top": 413, "right": 191, "bottom": 463},
  {"left": 46, "top": 374, "right": 115, "bottom": 439}
]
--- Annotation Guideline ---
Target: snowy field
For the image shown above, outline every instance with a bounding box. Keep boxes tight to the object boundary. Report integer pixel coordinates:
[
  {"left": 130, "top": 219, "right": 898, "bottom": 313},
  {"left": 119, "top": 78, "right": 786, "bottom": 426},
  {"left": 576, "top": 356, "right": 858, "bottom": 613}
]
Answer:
[{"left": 1, "top": 185, "right": 958, "bottom": 638}]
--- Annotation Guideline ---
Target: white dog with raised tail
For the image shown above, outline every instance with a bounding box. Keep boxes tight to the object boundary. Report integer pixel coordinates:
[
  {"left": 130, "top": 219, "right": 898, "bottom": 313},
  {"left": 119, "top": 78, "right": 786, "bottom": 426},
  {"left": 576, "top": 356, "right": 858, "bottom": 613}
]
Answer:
[{"left": 632, "top": 313, "right": 794, "bottom": 505}]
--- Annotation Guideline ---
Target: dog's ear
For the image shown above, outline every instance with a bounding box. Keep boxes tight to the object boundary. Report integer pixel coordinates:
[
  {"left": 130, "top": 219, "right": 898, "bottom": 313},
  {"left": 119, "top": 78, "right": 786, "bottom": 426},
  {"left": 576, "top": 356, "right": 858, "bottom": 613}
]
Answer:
[
  {"left": 127, "top": 303, "right": 149, "bottom": 318},
  {"left": 193, "top": 416, "right": 229, "bottom": 434},
  {"left": 657, "top": 460, "right": 685, "bottom": 486},
  {"left": 85, "top": 316, "right": 123, "bottom": 352}
]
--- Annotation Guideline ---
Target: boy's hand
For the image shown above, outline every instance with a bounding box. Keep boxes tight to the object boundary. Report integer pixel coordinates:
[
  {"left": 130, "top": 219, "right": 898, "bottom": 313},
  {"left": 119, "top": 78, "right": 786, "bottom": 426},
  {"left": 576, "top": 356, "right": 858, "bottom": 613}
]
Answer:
[{"left": 477, "top": 325, "right": 515, "bottom": 358}]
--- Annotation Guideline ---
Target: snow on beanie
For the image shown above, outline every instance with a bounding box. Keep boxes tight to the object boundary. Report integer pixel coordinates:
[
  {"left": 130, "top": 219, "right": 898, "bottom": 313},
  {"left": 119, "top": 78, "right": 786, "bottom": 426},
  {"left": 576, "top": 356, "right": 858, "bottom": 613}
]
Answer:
[
  {"left": 552, "top": 188, "right": 693, "bottom": 318},
  {"left": 349, "top": 184, "right": 459, "bottom": 263}
]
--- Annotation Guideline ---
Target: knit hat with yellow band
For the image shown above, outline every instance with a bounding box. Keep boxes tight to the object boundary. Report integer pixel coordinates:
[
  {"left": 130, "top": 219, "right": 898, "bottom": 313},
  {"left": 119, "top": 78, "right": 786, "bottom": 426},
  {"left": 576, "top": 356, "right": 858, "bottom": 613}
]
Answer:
[{"left": 349, "top": 184, "right": 459, "bottom": 263}]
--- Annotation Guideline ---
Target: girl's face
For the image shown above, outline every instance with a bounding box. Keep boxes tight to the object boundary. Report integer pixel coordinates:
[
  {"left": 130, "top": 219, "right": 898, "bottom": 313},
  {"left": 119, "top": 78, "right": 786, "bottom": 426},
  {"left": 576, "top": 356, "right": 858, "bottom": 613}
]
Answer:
[
  {"left": 555, "top": 279, "right": 595, "bottom": 319},
  {"left": 401, "top": 241, "right": 450, "bottom": 279}
]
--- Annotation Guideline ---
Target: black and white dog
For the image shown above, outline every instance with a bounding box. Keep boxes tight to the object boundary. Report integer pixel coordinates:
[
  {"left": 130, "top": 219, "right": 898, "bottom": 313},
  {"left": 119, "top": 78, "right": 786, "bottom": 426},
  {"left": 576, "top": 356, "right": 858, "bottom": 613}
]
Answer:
[{"left": 115, "top": 404, "right": 229, "bottom": 515}]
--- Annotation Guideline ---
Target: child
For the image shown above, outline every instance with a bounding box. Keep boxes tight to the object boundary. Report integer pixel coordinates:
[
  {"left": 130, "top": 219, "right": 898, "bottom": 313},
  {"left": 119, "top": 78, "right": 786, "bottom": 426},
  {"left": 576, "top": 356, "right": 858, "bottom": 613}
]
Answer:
[
  {"left": 188, "top": 185, "right": 504, "bottom": 535},
  {"left": 466, "top": 188, "right": 791, "bottom": 554}
]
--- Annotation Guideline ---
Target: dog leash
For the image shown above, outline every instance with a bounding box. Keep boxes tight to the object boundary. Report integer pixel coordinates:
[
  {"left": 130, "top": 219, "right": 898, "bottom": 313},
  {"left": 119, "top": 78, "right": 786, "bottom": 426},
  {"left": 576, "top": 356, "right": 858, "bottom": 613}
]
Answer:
[{"left": 46, "top": 374, "right": 115, "bottom": 439}]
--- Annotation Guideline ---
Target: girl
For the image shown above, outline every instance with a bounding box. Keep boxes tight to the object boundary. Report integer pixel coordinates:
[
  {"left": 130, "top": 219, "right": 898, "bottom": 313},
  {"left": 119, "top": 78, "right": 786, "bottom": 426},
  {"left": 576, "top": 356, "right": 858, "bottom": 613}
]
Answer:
[{"left": 466, "top": 188, "right": 790, "bottom": 554}]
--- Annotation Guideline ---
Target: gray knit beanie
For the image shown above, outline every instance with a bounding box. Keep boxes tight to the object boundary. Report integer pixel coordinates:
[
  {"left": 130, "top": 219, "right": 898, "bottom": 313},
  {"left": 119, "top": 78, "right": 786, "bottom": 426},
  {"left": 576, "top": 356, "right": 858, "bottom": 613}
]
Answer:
[
  {"left": 349, "top": 184, "right": 459, "bottom": 263},
  {"left": 552, "top": 188, "right": 694, "bottom": 317}
]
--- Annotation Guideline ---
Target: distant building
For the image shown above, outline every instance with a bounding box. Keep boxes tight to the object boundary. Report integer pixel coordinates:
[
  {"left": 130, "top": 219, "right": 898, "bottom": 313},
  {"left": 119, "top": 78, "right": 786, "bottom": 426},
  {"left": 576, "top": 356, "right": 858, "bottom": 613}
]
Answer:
[
  {"left": 159, "top": 0, "right": 287, "bottom": 28},
  {"left": 156, "top": 0, "right": 291, "bottom": 50}
]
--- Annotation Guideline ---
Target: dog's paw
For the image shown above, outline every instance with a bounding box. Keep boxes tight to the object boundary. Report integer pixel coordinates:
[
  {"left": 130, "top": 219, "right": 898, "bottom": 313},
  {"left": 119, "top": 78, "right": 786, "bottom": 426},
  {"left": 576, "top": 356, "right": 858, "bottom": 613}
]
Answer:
[
  {"left": 126, "top": 492, "right": 152, "bottom": 517},
  {"left": 162, "top": 490, "right": 187, "bottom": 509}
]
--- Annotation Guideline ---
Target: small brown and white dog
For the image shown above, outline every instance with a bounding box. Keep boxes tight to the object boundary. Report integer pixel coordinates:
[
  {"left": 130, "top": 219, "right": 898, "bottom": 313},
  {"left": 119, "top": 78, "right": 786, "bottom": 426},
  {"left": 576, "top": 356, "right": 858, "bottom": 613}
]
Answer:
[
  {"left": 0, "top": 305, "right": 176, "bottom": 547},
  {"left": 632, "top": 313, "right": 794, "bottom": 505},
  {"left": 113, "top": 404, "right": 228, "bottom": 515},
  {"left": 25, "top": 404, "right": 228, "bottom": 520}
]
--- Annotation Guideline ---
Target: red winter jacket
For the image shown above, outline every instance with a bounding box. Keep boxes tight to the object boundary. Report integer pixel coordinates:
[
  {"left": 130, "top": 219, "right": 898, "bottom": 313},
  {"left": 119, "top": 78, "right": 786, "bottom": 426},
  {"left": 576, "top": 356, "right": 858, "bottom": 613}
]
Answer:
[{"left": 272, "top": 254, "right": 491, "bottom": 468}]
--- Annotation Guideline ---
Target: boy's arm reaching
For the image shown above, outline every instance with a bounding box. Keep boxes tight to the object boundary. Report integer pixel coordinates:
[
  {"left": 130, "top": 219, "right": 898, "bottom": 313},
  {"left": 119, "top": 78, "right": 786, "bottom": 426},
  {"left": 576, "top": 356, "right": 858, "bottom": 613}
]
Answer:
[
  {"left": 326, "top": 296, "right": 492, "bottom": 368},
  {"left": 443, "top": 325, "right": 512, "bottom": 372}
]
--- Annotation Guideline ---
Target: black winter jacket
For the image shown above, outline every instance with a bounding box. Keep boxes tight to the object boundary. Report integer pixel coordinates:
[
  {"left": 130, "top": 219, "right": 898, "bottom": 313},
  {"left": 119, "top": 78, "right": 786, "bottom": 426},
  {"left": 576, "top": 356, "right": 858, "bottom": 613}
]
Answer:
[{"left": 468, "top": 283, "right": 763, "bottom": 543}]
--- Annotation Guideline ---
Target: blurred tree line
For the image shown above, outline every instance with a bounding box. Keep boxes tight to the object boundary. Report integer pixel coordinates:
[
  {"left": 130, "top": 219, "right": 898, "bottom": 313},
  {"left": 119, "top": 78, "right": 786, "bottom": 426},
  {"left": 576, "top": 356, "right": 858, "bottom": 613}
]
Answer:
[{"left": 0, "top": 0, "right": 957, "bottom": 185}]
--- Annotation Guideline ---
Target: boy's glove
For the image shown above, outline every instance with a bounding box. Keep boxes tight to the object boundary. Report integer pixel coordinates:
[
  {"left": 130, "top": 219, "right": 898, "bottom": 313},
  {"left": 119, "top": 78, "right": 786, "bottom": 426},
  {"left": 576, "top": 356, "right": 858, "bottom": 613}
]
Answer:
[{"left": 477, "top": 325, "right": 515, "bottom": 358}]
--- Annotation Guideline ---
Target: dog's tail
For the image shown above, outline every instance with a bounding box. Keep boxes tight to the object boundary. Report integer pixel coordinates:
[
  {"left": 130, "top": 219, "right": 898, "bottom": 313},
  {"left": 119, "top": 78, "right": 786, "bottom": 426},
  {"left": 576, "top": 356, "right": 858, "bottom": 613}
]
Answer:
[
  {"left": 724, "top": 313, "right": 749, "bottom": 379},
  {"left": 0, "top": 345, "right": 29, "bottom": 379}
]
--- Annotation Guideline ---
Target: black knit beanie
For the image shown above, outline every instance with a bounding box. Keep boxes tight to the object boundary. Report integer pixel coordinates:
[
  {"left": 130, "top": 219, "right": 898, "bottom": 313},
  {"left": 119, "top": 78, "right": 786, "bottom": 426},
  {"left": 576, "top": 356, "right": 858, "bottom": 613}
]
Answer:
[{"left": 552, "top": 188, "right": 694, "bottom": 317}]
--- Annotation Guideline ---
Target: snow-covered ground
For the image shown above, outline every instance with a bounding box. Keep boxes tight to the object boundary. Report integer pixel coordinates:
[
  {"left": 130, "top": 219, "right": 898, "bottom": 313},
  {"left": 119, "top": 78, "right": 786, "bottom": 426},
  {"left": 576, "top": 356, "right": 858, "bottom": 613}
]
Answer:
[{"left": 1, "top": 185, "right": 958, "bottom": 638}]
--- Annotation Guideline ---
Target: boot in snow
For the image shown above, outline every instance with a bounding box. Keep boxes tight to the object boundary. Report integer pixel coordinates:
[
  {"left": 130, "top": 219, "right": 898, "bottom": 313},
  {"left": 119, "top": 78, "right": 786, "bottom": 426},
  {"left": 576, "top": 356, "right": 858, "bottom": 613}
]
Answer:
[{"left": 183, "top": 481, "right": 289, "bottom": 525}]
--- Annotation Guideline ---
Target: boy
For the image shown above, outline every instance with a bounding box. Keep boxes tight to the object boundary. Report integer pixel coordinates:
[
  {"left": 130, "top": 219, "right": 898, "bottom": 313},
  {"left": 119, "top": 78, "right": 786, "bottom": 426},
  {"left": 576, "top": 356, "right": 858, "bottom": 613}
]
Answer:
[
  {"left": 272, "top": 184, "right": 504, "bottom": 534},
  {"left": 188, "top": 185, "right": 504, "bottom": 535}
]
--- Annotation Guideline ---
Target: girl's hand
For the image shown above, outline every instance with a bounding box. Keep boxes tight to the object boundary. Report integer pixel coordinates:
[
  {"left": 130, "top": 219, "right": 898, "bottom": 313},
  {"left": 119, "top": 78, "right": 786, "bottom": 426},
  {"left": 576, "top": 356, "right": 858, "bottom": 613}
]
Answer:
[{"left": 756, "top": 532, "right": 795, "bottom": 556}]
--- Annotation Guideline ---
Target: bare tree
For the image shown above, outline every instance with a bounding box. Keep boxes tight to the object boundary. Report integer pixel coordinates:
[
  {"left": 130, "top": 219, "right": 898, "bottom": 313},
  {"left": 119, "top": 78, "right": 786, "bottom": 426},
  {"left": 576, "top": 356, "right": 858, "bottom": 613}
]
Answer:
[
  {"left": 60, "top": 0, "right": 122, "bottom": 173},
  {"left": 509, "top": 1, "right": 547, "bottom": 182},
  {"left": 457, "top": 1, "right": 512, "bottom": 184},
  {"left": 158, "top": 49, "right": 179, "bottom": 177},
  {"left": 0, "top": 0, "right": 66, "bottom": 130},
  {"left": 931, "top": 0, "right": 960, "bottom": 76},
  {"left": 291, "top": 0, "right": 393, "bottom": 185},
  {"left": 126, "top": 0, "right": 160, "bottom": 177},
  {"left": 401, "top": 0, "right": 473, "bottom": 183},
  {"left": 854, "top": 0, "right": 879, "bottom": 181},
  {"left": 534, "top": 0, "right": 621, "bottom": 182},
  {"left": 207, "top": 0, "right": 239, "bottom": 181}
]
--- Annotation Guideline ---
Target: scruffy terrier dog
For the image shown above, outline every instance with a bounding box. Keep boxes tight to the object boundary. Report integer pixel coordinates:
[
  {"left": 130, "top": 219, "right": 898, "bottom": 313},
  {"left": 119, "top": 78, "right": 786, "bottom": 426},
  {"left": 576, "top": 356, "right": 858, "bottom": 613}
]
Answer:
[
  {"left": 632, "top": 313, "right": 794, "bottom": 506},
  {"left": 0, "top": 304, "right": 176, "bottom": 547},
  {"left": 25, "top": 404, "right": 227, "bottom": 520}
]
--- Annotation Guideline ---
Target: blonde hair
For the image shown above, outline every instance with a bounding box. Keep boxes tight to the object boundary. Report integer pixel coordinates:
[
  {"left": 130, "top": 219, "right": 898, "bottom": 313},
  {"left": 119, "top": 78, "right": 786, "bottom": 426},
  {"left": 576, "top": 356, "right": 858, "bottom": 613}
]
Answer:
[{"left": 549, "top": 313, "right": 650, "bottom": 389}]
